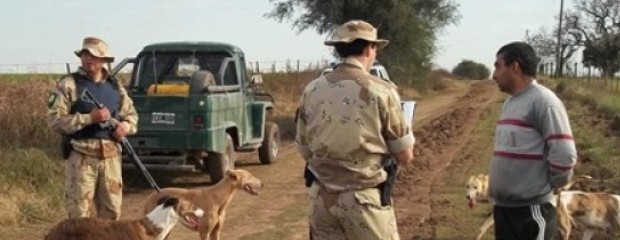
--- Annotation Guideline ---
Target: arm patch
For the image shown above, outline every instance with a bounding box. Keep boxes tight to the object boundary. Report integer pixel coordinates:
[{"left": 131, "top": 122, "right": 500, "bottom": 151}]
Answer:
[{"left": 47, "top": 91, "right": 58, "bottom": 108}]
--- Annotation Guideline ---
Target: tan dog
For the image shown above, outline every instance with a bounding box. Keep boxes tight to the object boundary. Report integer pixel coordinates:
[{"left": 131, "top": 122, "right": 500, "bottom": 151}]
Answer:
[
  {"left": 143, "top": 169, "right": 262, "bottom": 240},
  {"left": 465, "top": 174, "right": 494, "bottom": 240},
  {"left": 468, "top": 174, "right": 599, "bottom": 240},
  {"left": 466, "top": 174, "right": 491, "bottom": 209},
  {"left": 45, "top": 196, "right": 203, "bottom": 240},
  {"left": 556, "top": 190, "right": 620, "bottom": 240}
]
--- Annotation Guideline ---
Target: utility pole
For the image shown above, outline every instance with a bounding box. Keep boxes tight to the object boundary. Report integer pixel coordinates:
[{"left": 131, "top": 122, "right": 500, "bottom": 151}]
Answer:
[{"left": 555, "top": 0, "right": 565, "bottom": 78}]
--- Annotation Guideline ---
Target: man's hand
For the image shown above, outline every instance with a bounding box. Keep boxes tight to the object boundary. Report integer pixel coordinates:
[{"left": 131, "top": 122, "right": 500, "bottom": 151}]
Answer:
[
  {"left": 394, "top": 147, "right": 414, "bottom": 166},
  {"left": 112, "top": 120, "right": 129, "bottom": 141},
  {"left": 90, "top": 107, "right": 111, "bottom": 123}
]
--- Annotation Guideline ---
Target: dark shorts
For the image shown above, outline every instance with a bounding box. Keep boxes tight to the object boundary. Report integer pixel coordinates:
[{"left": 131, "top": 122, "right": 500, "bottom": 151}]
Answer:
[{"left": 493, "top": 202, "right": 557, "bottom": 240}]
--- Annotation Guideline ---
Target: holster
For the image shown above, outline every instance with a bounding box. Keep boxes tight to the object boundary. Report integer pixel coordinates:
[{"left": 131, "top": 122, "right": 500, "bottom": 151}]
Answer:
[
  {"left": 377, "top": 155, "right": 398, "bottom": 206},
  {"left": 60, "top": 135, "right": 73, "bottom": 160},
  {"left": 304, "top": 163, "right": 316, "bottom": 188}
]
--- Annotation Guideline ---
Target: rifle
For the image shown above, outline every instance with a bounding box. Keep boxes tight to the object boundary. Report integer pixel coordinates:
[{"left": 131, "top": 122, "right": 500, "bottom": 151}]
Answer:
[
  {"left": 378, "top": 155, "right": 398, "bottom": 206},
  {"left": 80, "top": 89, "right": 161, "bottom": 192}
]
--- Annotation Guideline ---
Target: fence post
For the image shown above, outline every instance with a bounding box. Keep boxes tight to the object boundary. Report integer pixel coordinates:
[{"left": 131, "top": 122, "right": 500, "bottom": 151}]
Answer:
[
  {"left": 297, "top": 59, "right": 301, "bottom": 81},
  {"left": 574, "top": 62, "right": 578, "bottom": 78},
  {"left": 588, "top": 66, "right": 591, "bottom": 86}
]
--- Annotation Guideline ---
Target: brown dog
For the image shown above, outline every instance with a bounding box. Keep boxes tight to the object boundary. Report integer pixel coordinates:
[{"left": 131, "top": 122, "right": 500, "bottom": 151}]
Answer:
[
  {"left": 45, "top": 196, "right": 203, "bottom": 240},
  {"left": 143, "top": 169, "right": 262, "bottom": 240}
]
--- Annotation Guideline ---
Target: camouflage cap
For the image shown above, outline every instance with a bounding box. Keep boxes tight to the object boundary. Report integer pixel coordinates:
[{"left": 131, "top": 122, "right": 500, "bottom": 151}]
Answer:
[
  {"left": 324, "top": 20, "right": 389, "bottom": 49},
  {"left": 74, "top": 37, "right": 114, "bottom": 62}
]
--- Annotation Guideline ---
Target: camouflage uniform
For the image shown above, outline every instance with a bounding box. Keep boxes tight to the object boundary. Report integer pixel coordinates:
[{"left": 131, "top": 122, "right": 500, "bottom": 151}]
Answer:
[
  {"left": 47, "top": 68, "right": 138, "bottom": 220},
  {"left": 296, "top": 57, "right": 415, "bottom": 240}
]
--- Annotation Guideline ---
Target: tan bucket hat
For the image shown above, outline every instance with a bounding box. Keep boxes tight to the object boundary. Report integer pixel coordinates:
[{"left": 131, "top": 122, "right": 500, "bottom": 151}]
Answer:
[
  {"left": 74, "top": 37, "right": 114, "bottom": 62},
  {"left": 324, "top": 20, "right": 389, "bottom": 49}
]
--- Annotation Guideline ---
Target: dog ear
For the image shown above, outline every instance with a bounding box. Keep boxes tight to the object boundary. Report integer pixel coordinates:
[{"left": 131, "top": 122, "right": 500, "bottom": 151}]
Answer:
[
  {"left": 163, "top": 197, "right": 179, "bottom": 208},
  {"left": 157, "top": 196, "right": 179, "bottom": 208},
  {"left": 227, "top": 170, "right": 239, "bottom": 180}
]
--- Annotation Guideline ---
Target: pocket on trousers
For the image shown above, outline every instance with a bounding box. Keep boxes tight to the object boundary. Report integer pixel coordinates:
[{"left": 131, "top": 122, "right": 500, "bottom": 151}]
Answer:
[{"left": 353, "top": 188, "right": 388, "bottom": 210}]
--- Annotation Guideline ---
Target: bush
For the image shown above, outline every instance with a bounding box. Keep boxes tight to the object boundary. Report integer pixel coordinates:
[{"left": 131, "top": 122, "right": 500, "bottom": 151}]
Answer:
[{"left": 451, "top": 60, "right": 490, "bottom": 80}]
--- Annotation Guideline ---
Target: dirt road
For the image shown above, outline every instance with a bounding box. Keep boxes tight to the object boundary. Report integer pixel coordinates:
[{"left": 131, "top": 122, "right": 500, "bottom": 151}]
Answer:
[{"left": 24, "top": 79, "right": 498, "bottom": 240}]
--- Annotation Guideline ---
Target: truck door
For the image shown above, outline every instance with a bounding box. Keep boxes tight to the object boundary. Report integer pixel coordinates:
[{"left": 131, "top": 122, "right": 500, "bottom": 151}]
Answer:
[{"left": 217, "top": 57, "right": 247, "bottom": 145}]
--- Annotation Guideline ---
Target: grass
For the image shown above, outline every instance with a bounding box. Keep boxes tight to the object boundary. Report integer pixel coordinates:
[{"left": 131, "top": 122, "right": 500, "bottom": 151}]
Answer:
[
  {"left": 0, "top": 75, "right": 65, "bottom": 229},
  {"left": 0, "top": 148, "right": 64, "bottom": 228},
  {"left": 555, "top": 80, "right": 620, "bottom": 187}
]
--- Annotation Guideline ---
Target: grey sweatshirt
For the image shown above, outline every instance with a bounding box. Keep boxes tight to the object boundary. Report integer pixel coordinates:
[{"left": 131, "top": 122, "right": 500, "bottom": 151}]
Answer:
[{"left": 489, "top": 80, "right": 577, "bottom": 207}]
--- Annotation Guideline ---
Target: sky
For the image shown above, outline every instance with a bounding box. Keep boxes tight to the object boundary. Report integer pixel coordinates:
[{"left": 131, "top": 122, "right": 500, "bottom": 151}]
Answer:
[{"left": 0, "top": 0, "right": 567, "bottom": 73}]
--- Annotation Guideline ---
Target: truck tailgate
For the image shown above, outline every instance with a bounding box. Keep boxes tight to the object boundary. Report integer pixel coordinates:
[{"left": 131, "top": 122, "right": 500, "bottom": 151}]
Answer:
[{"left": 132, "top": 96, "right": 189, "bottom": 131}]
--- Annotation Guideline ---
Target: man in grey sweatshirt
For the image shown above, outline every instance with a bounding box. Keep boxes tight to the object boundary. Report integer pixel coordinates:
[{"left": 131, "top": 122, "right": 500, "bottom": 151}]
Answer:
[{"left": 489, "top": 42, "right": 577, "bottom": 240}]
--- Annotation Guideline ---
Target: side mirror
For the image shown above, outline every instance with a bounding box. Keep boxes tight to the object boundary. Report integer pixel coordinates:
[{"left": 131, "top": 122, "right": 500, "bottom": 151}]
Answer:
[{"left": 250, "top": 74, "right": 263, "bottom": 86}]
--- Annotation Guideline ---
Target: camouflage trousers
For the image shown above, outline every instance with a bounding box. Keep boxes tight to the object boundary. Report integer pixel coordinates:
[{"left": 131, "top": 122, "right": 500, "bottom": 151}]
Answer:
[
  {"left": 64, "top": 150, "right": 123, "bottom": 220},
  {"left": 308, "top": 182, "right": 400, "bottom": 240}
]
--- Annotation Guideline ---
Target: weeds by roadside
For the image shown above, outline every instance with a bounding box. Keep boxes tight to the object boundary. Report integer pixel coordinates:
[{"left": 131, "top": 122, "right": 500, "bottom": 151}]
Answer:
[
  {"left": 556, "top": 80, "right": 620, "bottom": 191},
  {"left": 0, "top": 148, "right": 64, "bottom": 226},
  {"left": 0, "top": 74, "right": 64, "bottom": 228}
]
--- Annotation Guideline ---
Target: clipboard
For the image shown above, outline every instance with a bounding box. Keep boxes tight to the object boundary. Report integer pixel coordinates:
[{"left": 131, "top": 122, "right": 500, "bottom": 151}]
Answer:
[{"left": 401, "top": 101, "right": 417, "bottom": 128}]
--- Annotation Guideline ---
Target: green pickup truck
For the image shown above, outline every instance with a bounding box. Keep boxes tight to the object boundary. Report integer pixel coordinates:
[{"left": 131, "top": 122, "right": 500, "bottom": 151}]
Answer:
[{"left": 112, "top": 42, "right": 280, "bottom": 182}]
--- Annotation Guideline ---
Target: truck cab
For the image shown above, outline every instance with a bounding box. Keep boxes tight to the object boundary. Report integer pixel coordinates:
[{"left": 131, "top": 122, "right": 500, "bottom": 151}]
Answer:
[{"left": 113, "top": 42, "right": 279, "bottom": 182}]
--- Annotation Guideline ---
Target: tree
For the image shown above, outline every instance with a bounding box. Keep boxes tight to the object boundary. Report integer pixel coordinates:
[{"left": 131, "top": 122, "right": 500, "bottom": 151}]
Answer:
[
  {"left": 565, "top": 0, "right": 620, "bottom": 78},
  {"left": 525, "top": 22, "right": 581, "bottom": 77},
  {"left": 451, "top": 60, "right": 490, "bottom": 80},
  {"left": 265, "top": 0, "right": 460, "bottom": 85}
]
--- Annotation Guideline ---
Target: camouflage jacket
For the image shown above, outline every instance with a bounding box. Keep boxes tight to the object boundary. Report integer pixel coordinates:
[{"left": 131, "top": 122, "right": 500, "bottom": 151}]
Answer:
[
  {"left": 47, "top": 68, "right": 138, "bottom": 157},
  {"left": 296, "top": 57, "right": 415, "bottom": 192}
]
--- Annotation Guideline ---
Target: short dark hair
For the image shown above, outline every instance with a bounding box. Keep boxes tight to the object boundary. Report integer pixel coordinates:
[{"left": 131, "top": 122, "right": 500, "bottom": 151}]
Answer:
[
  {"left": 334, "top": 39, "right": 373, "bottom": 58},
  {"left": 496, "top": 42, "right": 538, "bottom": 77}
]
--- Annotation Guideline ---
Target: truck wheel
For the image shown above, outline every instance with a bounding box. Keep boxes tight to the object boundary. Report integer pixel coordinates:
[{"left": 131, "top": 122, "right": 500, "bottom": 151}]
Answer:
[
  {"left": 259, "top": 122, "right": 280, "bottom": 164},
  {"left": 206, "top": 134, "right": 235, "bottom": 183}
]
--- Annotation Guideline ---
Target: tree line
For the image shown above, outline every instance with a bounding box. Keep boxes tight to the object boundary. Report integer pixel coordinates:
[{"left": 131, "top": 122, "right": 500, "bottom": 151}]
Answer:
[
  {"left": 526, "top": 0, "right": 620, "bottom": 78},
  {"left": 266, "top": 0, "right": 620, "bottom": 82},
  {"left": 266, "top": 0, "right": 460, "bottom": 86}
]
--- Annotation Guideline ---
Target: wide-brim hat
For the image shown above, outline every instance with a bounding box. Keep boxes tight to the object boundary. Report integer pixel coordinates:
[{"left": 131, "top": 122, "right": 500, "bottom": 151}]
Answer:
[
  {"left": 74, "top": 37, "right": 114, "bottom": 63},
  {"left": 324, "top": 20, "right": 389, "bottom": 49}
]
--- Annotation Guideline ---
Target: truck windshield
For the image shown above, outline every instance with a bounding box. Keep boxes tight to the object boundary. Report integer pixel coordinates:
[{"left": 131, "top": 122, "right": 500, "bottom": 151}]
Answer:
[{"left": 135, "top": 52, "right": 231, "bottom": 90}]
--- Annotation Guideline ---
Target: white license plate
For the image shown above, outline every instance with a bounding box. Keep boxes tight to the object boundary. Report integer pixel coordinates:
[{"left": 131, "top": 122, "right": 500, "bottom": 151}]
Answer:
[{"left": 151, "top": 112, "right": 175, "bottom": 125}]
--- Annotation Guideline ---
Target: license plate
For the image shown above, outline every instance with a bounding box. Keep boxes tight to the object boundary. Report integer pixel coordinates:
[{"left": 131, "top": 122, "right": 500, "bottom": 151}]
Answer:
[{"left": 151, "top": 112, "right": 175, "bottom": 125}]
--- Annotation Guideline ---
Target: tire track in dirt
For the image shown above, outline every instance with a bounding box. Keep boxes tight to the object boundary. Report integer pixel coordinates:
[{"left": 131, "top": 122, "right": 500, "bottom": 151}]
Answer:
[{"left": 394, "top": 80, "right": 499, "bottom": 239}]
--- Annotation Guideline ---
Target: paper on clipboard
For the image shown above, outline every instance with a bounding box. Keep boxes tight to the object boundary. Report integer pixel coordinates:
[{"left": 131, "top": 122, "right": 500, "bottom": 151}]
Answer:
[{"left": 401, "top": 101, "right": 417, "bottom": 128}]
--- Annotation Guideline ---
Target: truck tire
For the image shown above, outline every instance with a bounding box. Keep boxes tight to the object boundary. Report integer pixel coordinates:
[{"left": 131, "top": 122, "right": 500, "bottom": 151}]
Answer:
[
  {"left": 259, "top": 122, "right": 280, "bottom": 164},
  {"left": 206, "top": 134, "right": 235, "bottom": 183}
]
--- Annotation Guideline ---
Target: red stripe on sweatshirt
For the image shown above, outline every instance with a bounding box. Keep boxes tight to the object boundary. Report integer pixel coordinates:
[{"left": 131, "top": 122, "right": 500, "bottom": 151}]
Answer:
[
  {"left": 545, "top": 134, "right": 574, "bottom": 142},
  {"left": 494, "top": 151, "right": 543, "bottom": 160},
  {"left": 549, "top": 162, "right": 574, "bottom": 171},
  {"left": 497, "top": 119, "right": 534, "bottom": 128}
]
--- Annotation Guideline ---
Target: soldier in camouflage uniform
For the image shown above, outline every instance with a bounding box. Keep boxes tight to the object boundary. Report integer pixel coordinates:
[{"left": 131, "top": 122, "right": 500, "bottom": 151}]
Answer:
[
  {"left": 296, "top": 20, "right": 416, "bottom": 240},
  {"left": 47, "top": 37, "right": 138, "bottom": 220}
]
